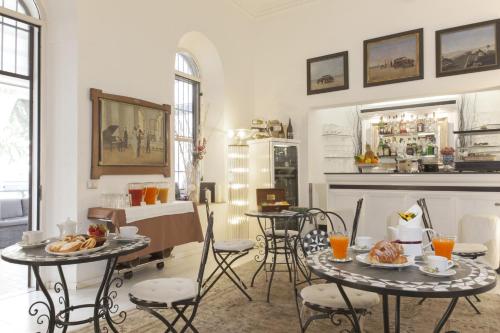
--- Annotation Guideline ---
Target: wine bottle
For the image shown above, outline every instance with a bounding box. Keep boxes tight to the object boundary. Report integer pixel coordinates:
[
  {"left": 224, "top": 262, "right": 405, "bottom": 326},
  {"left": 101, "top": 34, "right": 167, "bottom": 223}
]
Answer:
[
  {"left": 287, "top": 118, "right": 294, "bottom": 139},
  {"left": 279, "top": 123, "right": 285, "bottom": 138}
]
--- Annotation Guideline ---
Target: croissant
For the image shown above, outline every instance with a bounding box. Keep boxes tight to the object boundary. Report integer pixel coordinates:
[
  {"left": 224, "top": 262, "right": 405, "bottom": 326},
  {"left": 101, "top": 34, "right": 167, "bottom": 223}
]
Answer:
[{"left": 368, "top": 240, "right": 407, "bottom": 264}]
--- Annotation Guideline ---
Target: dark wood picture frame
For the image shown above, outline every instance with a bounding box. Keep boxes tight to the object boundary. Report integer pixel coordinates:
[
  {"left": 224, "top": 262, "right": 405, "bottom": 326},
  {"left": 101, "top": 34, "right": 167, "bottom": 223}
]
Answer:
[
  {"left": 364, "top": 28, "right": 424, "bottom": 87},
  {"left": 436, "top": 19, "right": 500, "bottom": 77},
  {"left": 307, "top": 51, "right": 349, "bottom": 95},
  {"left": 90, "top": 88, "right": 171, "bottom": 179}
]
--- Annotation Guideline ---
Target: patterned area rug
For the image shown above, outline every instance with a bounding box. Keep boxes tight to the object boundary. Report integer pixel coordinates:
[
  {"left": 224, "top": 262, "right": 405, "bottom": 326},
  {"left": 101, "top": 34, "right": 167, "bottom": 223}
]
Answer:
[{"left": 75, "top": 261, "right": 500, "bottom": 332}]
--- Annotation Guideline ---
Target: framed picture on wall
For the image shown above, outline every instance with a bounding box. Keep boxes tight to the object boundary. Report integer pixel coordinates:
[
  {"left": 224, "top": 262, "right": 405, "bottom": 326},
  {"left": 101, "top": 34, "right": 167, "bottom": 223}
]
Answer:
[
  {"left": 436, "top": 19, "right": 500, "bottom": 77},
  {"left": 364, "top": 28, "right": 424, "bottom": 87},
  {"left": 90, "top": 88, "right": 171, "bottom": 179},
  {"left": 307, "top": 51, "right": 349, "bottom": 95}
]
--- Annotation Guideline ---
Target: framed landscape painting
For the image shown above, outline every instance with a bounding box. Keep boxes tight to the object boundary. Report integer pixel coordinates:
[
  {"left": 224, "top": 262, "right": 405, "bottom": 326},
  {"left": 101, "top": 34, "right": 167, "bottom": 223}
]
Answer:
[
  {"left": 307, "top": 51, "right": 349, "bottom": 95},
  {"left": 436, "top": 19, "right": 500, "bottom": 77},
  {"left": 90, "top": 88, "right": 171, "bottom": 179},
  {"left": 364, "top": 29, "right": 424, "bottom": 87}
]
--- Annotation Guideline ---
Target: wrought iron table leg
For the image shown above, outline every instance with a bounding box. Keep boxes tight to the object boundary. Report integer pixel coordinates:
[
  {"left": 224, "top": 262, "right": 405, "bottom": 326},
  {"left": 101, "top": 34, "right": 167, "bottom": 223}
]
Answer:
[
  {"left": 30, "top": 265, "right": 56, "bottom": 333},
  {"left": 337, "top": 284, "right": 361, "bottom": 333},
  {"left": 95, "top": 257, "right": 120, "bottom": 333},
  {"left": 383, "top": 294, "right": 390, "bottom": 333},
  {"left": 395, "top": 296, "right": 401, "bottom": 333},
  {"left": 251, "top": 217, "right": 268, "bottom": 287},
  {"left": 434, "top": 297, "right": 459, "bottom": 333},
  {"left": 473, "top": 295, "right": 481, "bottom": 302},
  {"left": 55, "top": 265, "right": 70, "bottom": 333},
  {"left": 267, "top": 224, "right": 278, "bottom": 302}
]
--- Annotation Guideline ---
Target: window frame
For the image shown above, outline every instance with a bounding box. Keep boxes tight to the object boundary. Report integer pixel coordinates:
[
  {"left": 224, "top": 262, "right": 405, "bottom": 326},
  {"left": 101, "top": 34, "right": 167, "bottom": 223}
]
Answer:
[{"left": 174, "top": 51, "right": 201, "bottom": 196}]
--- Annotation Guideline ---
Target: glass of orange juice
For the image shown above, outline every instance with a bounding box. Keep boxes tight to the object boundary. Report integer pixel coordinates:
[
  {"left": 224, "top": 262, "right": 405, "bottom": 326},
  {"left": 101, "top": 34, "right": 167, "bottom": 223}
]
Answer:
[
  {"left": 432, "top": 234, "right": 456, "bottom": 260},
  {"left": 144, "top": 182, "right": 159, "bottom": 205},
  {"left": 329, "top": 231, "right": 350, "bottom": 260},
  {"left": 157, "top": 182, "right": 169, "bottom": 204}
]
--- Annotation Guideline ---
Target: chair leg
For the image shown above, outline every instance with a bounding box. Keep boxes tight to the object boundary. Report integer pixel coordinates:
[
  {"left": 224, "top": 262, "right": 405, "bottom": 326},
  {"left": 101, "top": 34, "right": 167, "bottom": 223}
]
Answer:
[
  {"left": 137, "top": 305, "right": 178, "bottom": 333},
  {"left": 174, "top": 304, "right": 199, "bottom": 333},
  {"left": 464, "top": 296, "right": 481, "bottom": 315},
  {"left": 418, "top": 297, "right": 427, "bottom": 305}
]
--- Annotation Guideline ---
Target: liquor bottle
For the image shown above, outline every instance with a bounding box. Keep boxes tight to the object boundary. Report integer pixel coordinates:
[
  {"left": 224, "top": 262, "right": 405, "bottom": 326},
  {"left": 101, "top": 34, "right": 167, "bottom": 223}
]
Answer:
[
  {"left": 383, "top": 140, "right": 391, "bottom": 157},
  {"left": 390, "top": 137, "right": 398, "bottom": 156},
  {"left": 286, "top": 118, "right": 294, "bottom": 139},
  {"left": 278, "top": 123, "right": 285, "bottom": 138},
  {"left": 406, "top": 143, "right": 414, "bottom": 156},
  {"left": 377, "top": 138, "right": 384, "bottom": 157},
  {"left": 417, "top": 117, "right": 424, "bottom": 132}
]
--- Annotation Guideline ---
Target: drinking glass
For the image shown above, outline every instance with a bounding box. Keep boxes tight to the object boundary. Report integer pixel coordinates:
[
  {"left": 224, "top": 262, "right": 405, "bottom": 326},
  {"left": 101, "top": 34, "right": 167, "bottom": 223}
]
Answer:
[
  {"left": 432, "top": 234, "right": 456, "bottom": 260},
  {"left": 157, "top": 182, "right": 169, "bottom": 204},
  {"left": 128, "top": 183, "right": 145, "bottom": 207},
  {"left": 144, "top": 182, "right": 159, "bottom": 205},
  {"left": 329, "top": 231, "right": 350, "bottom": 260}
]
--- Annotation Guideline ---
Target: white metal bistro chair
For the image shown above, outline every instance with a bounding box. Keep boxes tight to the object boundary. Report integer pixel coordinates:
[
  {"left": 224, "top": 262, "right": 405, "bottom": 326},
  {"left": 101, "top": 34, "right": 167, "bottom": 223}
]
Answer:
[
  {"left": 128, "top": 212, "right": 214, "bottom": 333},
  {"left": 201, "top": 200, "right": 255, "bottom": 301}
]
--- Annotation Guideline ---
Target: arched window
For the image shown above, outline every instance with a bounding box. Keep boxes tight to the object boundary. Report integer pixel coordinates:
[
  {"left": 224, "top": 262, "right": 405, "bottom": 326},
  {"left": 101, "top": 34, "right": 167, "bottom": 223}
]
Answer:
[
  {"left": 174, "top": 52, "right": 201, "bottom": 198},
  {"left": 1, "top": 0, "right": 40, "bottom": 18}
]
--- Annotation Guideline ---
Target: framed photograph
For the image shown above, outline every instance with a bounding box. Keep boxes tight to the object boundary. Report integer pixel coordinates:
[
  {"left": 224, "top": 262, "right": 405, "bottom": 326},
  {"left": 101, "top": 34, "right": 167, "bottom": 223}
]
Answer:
[
  {"left": 307, "top": 51, "right": 349, "bottom": 95},
  {"left": 90, "top": 88, "right": 171, "bottom": 179},
  {"left": 364, "top": 28, "right": 424, "bottom": 87},
  {"left": 436, "top": 19, "right": 500, "bottom": 77}
]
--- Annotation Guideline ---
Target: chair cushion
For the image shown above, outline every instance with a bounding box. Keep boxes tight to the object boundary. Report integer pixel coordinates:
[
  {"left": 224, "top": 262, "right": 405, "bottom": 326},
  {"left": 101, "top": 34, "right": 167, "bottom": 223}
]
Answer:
[
  {"left": 0, "top": 199, "right": 23, "bottom": 219},
  {"left": 0, "top": 216, "right": 28, "bottom": 227},
  {"left": 214, "top": 239, "right": 255, "bottom": 252},
  {"left": 453, "top": 243, "right": 488, "bottom": 255},
  {"left": 265, "top": 229, "right": 299, "bottom": 237},
  {"left": 130, "top": 278, "right": 197, "bottom": 306},
  {"left": 301, "top": 284, "right": 379, "bottom": 310}
]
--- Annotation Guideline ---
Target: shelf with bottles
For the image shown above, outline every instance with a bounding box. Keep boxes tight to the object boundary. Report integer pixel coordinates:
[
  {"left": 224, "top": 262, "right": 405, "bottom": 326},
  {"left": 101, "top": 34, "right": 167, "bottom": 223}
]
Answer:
[{"left": 378, "top": 131, "right": 436, "bottom": 138}]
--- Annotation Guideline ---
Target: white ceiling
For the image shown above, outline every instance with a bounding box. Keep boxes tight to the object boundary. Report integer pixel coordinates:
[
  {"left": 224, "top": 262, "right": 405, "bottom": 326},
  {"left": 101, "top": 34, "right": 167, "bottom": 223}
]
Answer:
[{"left": 232, "top": 0, "right": 317, "bottom": 18}]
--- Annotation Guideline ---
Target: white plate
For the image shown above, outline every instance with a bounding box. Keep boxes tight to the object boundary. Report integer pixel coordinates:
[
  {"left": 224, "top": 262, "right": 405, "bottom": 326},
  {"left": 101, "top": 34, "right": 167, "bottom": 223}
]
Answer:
[
  {"left": 356, "top": 253, "right": 415, "bottom": 269},
  {"left": 45, "top": 241, "right": 109, "bottom": 256},
  {"left": 419, "top": 265, "right": 456, "bottom": 277},
  {"left": 17, "top": 239, "right": 50, "bottom": 249},
  {"left": 350, "top": 245, "right": 371, "bottom": 253}
]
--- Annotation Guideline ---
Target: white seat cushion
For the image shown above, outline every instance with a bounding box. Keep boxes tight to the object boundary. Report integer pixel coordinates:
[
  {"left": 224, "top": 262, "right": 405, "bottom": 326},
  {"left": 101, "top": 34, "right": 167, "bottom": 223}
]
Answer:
[
  {"left": 214, "top": 239, "right": 255, "bottom": 252},
  {"left": 453, "top": 243, "right": 488, "bottom": 254},
  {"left": 301, "top": 284, "right": 379, "bottom": 310},
  {"left": 265, "top": 229, "right": 299, "bottom": 237},
  {"left": 130, "top": 278, "right": 197, "bottom": 306}
]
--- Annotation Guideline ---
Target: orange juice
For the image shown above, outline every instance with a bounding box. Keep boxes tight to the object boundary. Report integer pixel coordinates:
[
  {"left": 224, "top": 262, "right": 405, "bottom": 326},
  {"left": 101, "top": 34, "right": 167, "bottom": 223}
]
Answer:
[
  {"left": 158, "top": 188, "right": 169, "bottom": 203},
  {"left": 432, "top": 237, "right": 455, "bottom": 260},
  {"left": 330, "top": 234, "right": 349, "bottom": 259},
  {"left": 144, "top": 186, "right": 159, "bottom": 205}
]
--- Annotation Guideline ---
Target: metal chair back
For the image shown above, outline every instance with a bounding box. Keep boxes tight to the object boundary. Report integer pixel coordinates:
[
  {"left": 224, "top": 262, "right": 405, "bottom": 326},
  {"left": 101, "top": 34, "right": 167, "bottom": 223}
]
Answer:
[
  {"left": 350, "top": 198, "right": 364, "bottom": 246},
  {"left": 196, "top": 211, "right": 214, "bottom": 298},
  {"left": 305, "top": 208, "right": 347, "bottom": 234},
  {"left": 417, "top": 198, "right": 435, "bottom": 247}
]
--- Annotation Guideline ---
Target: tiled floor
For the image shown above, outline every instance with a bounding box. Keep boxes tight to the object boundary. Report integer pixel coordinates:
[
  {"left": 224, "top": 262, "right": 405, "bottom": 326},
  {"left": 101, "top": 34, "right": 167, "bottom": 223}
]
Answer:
[{"left": 0, "top": 249, "right": 255, "bottom": 332}]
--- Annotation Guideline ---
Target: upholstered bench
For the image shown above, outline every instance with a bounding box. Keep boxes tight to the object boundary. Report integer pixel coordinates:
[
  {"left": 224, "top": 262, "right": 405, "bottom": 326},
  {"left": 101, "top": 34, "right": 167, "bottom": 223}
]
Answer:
[{"left": 0, "top": 198, "right": 29, "bottom": 248}]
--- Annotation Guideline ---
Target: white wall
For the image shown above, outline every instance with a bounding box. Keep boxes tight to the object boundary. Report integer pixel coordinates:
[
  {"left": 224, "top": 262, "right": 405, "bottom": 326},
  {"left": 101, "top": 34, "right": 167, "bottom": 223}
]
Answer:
[
  {"left": 253, "top": 0, "right": 500, "bottom": 199},
  {"left": 40, "top": 0, "right": 255, "bottom": 286}
]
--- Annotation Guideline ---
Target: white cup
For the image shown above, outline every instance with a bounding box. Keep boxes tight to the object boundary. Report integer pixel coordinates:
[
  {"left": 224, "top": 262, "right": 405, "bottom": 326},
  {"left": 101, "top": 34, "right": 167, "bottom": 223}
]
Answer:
[
  {"left": 119, "top": 226, "right": 139, "bottom": 238},
  {"left": 355, "top": 236, "right": 373, "bottom": 249},
  {"left": 22, "top": 230, "right": 45, "bottom": 245},
  {"left": 426, "top": 255, "right": 453, "bottom": 273}
]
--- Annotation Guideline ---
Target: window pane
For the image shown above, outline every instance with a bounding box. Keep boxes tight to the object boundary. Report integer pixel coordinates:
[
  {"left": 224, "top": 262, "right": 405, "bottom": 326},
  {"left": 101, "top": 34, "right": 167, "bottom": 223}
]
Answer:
[
  {"left": 16, "top": 28, "right": 28, "bottom": 75},
  {"left": 3, "top": 24, "right": 16, "bottom": 72}
]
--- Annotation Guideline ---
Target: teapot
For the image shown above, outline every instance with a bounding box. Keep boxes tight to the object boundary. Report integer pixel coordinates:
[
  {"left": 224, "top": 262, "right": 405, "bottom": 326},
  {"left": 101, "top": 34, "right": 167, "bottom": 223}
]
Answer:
[
  {"left": 57, "top": 218, "right": 79, "bottom": 239},
  {"left": 388, "top": 224, "right": 436, "bottom": 256}
]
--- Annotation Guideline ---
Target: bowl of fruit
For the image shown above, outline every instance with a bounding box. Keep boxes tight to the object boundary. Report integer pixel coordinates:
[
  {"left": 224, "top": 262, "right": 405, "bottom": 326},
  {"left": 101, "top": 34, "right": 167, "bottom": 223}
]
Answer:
[{"left": 88, "top": 224, "right": 108, "bottom": 246}]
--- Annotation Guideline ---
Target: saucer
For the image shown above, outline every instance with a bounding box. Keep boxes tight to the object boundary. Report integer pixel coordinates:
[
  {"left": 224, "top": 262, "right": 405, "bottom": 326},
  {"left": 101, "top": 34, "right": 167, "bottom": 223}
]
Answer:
[
  {"left": 327, "top": 256, "right": 353, "bottom": 263},
  {"left": 113, "top": 234, "right": 139, "bottom": 242},
  {"left": 419, "top": 265, "right": 456, "bottom": 277},
  {"left": 17, "top": 239, "right": 50, "bottom": 249},
  {"left": 350, "top": 245, "right": 371, "bottom": 253}
]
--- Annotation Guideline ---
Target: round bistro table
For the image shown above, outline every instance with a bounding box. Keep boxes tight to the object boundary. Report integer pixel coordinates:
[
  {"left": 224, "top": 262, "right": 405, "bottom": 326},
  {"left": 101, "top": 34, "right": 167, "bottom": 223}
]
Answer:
[
  {"left": 1, "top": 236, "right": 150, "bottom": 333},
  {"left": 245, "top": 211, "right": 301, "bottom": 302},
  {"left": 307, "top": 250, "right": 497, "bottom": 333}
]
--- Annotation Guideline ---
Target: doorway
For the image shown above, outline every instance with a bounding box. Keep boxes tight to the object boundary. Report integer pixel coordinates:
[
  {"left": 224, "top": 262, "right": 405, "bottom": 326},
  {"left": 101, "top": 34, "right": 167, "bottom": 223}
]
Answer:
[{"left": 0, "top": 10, "right": 40, "bottom": 294}]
